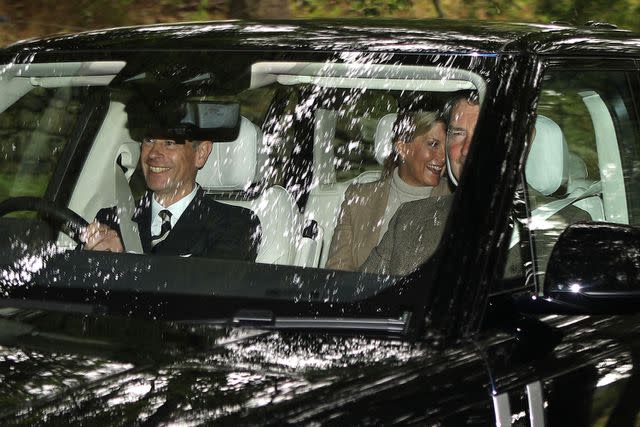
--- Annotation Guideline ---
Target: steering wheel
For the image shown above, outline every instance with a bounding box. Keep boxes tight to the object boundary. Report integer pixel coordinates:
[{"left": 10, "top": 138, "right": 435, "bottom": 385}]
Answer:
[{"left": 0, "top": 197, "right": 88, "bottom": 244}]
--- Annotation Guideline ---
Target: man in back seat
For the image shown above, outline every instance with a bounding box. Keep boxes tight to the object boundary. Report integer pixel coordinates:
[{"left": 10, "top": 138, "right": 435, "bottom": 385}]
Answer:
[{"left": 82, "top": 98, "right": 261, "bottom": 260}]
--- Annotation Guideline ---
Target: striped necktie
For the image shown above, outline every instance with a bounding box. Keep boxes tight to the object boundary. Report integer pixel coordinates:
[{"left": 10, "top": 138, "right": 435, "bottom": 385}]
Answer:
[{"left": 151, "top": 209, "right": 172, "bottom": 247}]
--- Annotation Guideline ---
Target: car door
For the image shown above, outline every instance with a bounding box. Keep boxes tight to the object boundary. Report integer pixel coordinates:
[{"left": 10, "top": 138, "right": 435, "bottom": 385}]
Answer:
[{"left": 480, "top": 57, "right": 640, "bottom": 426}]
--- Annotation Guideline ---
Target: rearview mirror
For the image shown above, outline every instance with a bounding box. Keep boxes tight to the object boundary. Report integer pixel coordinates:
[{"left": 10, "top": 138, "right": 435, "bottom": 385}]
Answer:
[
  {"left": 542, "top": 222, "right": 640, "bottom": 314},
  {"left": 127, "top": 99, "right": 241, "bottom": 142}
]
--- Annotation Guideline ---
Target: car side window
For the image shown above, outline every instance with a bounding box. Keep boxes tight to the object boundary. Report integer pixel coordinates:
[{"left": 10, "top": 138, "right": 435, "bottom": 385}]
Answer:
[
  {"left": 0, "top": 86, "right": 88, "bottom": 208},
  {"left": 520, "top": 67, "right": 640, "bottom": 287}
]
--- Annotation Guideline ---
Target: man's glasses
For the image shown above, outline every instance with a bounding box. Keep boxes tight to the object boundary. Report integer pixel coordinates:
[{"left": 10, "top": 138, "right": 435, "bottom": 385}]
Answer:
[{"left": 446, "top": 128, "right": 467, "bottom": 143}]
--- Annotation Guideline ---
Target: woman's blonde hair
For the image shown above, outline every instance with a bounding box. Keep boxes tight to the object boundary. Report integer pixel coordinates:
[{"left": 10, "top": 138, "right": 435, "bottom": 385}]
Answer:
[{"left": 382, "top": 111, "right": 445, "bottom": 178}]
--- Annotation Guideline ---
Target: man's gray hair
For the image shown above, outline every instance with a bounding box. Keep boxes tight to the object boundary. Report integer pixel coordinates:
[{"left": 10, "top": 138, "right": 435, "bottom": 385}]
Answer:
[{"left": 443, "top": 90, "right": 480, "bottom": 124}]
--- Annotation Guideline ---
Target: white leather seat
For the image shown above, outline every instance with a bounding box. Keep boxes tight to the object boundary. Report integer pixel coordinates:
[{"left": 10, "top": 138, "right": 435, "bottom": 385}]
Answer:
[
  {"left": 197, "top": 116, "right": 270, "bottom": 191},
  {"left": 197, "top": 116, "right": 321, "bottom": 266},
  {"left": 311, "top": 108, "right": 339, "bottom": 187},
  {"left": 567, "top": 151, "right": 588, "bottom": 193},
  {"left": 305, "top": 110, "right": 388, "bottom": 267},
  {"left": 303, "top": 109, "right": 342, "bottom": 266},
  {"left": 373, "top": 113, "right": 397, "bottom": 165},
  {"left": 526, "top": 115, "right": 570, "bottom": 197},
  {"left": 565, "top": 151, "right": 604, "bottom": 221},
  {"left": 67, "top": 101, "right": 144, "bottom": 251},
  {"left": 525, "top": 115, "right": 604, "bottom": 222}
]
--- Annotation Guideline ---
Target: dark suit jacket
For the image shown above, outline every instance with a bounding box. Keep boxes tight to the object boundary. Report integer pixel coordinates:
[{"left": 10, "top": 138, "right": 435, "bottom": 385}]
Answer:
[{"left": 96, "top": 188, "right": 261, "bottom": 261}]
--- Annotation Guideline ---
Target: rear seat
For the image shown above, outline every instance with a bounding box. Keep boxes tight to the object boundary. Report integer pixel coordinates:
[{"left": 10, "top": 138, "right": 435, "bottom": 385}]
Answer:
[
  {"left": 565, "top": 151, "right": 604, "bottom": 221},
  {"left": 305, "top": 110, "right": 395, "bottom": 267},
  {"left": 197, "top": 116, "right": 322, "bottom": 266},
  {"left": 525, "top": 115, "right": 604, "bottom": 223}
]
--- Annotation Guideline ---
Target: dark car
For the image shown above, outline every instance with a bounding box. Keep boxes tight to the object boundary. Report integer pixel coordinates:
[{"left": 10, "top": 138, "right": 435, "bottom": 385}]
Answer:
[{"left": 1, "top": 19, "right": 640, "bottom": 425}]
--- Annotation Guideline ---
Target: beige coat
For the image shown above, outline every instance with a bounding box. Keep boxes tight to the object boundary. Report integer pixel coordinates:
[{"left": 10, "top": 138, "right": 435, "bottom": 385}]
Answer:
[{"left": 325, "top": 175, "right": 451, "bottom": 271}]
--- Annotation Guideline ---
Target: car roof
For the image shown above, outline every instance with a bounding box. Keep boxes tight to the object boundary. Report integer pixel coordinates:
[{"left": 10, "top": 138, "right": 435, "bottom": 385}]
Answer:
[{"left": 5, "top": 19, "right": 640, "bottom": 58}]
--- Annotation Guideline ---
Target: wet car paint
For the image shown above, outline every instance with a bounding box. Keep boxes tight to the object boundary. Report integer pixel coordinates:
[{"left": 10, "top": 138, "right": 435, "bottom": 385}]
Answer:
[
  {"left": 0, "top": 310, "right": 494, "bottom": 425},
  {"left": 3, "top": 310, "right": 640, "bottom": 424}
]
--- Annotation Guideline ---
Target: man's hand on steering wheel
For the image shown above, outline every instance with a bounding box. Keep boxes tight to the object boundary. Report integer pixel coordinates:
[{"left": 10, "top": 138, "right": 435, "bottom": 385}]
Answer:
[
  {"left": 82, "top": 220, "right": 124, "bottom": 252},
  {"left": 0, "top": 196, "right": 89, "bottom": 245}
]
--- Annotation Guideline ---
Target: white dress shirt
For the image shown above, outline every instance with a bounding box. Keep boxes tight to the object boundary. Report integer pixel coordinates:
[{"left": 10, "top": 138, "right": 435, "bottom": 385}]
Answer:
[{"left": 150, "top": 185, "right": 199, "bottom": 237}]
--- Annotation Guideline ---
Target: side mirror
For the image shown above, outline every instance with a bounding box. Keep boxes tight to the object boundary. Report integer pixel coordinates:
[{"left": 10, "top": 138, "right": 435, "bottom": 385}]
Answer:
[{"left": 542, "top": 222, "right": 640, "bottom": 314}]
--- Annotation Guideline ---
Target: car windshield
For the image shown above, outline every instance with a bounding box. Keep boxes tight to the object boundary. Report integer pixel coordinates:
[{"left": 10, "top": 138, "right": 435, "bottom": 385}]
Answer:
[{"left": 0, "top": 50, "right": 493, "bottom": 329}]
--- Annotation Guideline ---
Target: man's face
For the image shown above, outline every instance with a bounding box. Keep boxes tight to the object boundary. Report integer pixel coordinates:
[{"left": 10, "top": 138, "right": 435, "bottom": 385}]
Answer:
[
  {"left": 447, "top": 100, "right": 480, "bottom": 181},
  {"left": 140, "top": 138, "right": 212, "bottom": 206}
]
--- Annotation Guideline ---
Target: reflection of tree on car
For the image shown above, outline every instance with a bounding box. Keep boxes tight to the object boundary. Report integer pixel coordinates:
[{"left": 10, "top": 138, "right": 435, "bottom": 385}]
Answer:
[{"left": 0, "top": 87, "right": 85, "bottom": 207}]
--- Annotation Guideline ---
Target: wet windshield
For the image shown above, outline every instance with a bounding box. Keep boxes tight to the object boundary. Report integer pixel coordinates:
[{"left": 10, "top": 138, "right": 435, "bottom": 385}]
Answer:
[{"left": 0, "top": 50, "right": 492, "bottom": 324}]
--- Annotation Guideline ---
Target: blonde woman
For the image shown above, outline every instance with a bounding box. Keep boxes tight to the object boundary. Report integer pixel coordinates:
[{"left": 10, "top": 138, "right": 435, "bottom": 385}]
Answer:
[{"left": 326, "top": 111, "right": 450, "bottom": 271}]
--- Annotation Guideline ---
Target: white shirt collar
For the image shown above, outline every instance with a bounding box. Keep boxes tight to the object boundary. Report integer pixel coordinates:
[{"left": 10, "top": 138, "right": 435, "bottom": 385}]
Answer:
[{"left": 151, "top": 185, "right": 199, "bottom": 230}]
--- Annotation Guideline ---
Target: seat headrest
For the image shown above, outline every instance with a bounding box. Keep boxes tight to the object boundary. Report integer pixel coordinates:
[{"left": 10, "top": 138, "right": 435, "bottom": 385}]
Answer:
[
  {"left": 567, "top": 152, "right": 588, "bottom": 181},
  {"left": 525, "top": 115, "right": 570, "bottom": 196},
  {"left": 373, "top": 113, "right": 397, "bottom": 165},
  {"left": 197, "top": 116, "right": 268, "bottom": 191}
]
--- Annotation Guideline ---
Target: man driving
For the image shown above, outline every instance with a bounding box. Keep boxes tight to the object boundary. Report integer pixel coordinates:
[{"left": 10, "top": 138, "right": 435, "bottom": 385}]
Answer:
[{"left": 82, "top": 98, "right": 261, "bottom": 261}]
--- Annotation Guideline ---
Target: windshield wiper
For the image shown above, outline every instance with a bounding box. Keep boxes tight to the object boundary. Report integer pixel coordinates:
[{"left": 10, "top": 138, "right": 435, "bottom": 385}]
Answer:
[
  {"left": 0, "top": 298, "right": 105, "bottom": 315},
  {"left": 178, "top": 309, "right": 412, "bottom": 334}
]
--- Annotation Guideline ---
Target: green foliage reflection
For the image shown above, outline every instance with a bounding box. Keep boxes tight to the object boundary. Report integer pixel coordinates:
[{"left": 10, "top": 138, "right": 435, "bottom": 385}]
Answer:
[{"left": 2, "top": 0, "right": 640, "bottom": 47}]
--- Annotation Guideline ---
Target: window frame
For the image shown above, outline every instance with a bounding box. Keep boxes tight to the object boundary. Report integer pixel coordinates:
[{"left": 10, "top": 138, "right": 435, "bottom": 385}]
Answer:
[{"left": 522, "top": 57, "right": 640, "bottom": 295}]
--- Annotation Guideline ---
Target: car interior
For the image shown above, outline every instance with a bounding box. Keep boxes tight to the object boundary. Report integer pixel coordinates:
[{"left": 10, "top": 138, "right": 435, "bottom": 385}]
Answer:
[
  {"left": 0, "top": 56, "right": 632, "bottom": 285},
  {"left": 518, "top": 73, "right": 633, "bottom": 290},
  {"left": 2, "top": 59, "right": 482, "bottom": 271}
]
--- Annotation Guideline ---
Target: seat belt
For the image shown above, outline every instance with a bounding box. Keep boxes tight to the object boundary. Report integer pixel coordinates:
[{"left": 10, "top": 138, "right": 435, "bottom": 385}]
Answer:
[
  {"left": 509, "top": 181, "right": 602, "bottom": 249},
  {"left": 114, "top": 153, "right": 144, "bottom": 253}
]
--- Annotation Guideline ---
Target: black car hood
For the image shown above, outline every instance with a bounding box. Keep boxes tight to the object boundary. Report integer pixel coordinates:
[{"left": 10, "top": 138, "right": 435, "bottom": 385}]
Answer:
[{"left": 0, "top": 310, "right": 488, "bottom": 425}]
